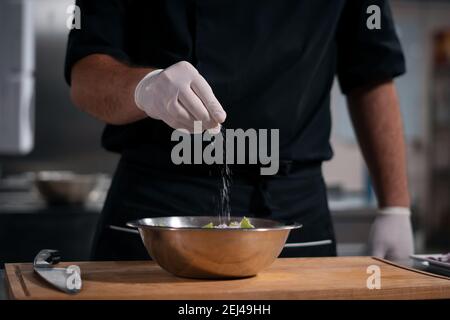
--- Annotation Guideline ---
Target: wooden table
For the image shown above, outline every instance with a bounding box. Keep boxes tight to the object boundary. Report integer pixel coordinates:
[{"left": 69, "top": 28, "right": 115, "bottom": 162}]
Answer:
[{"left": 5, "top": 257, "right": 450, "bottom": 300}]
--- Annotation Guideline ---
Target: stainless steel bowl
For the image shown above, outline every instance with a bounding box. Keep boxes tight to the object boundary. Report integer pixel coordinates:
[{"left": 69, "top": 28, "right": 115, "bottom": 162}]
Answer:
[
  {"left": 127, "top": 216, "right": 301, "bottom": 279},
  {"left": 35, "top": 171, "right": 98, "bottom": 205}
]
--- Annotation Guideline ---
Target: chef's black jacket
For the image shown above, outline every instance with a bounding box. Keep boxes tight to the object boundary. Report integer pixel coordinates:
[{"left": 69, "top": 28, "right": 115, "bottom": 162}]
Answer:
[{"left": 65, "top": 0, "right": 405, "bottom": 166}]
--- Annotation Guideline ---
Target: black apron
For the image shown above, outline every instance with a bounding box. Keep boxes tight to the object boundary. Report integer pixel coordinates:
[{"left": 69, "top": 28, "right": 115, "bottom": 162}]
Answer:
[{"left": 92, "top": 155, "right": 337, "bottom": 261}]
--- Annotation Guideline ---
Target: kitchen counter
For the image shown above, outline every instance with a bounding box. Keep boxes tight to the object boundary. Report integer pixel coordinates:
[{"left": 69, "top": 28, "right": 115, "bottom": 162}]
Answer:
[
  {"left": 4, "top": 257, "right": 450, "bottom": 300},
  {"left": 0, "top": 269, "right": 6, "bottom": 300}
]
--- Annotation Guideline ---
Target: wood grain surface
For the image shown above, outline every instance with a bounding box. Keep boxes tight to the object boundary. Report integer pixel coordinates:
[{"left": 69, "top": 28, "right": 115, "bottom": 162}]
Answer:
[{"left": 5, "top": 257, "right": 450, "bottom": 300}]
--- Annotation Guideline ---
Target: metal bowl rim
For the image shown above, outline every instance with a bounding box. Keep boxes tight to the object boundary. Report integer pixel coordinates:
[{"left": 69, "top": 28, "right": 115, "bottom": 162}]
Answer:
[{"left": 126, "top": 216, "right": 302, "bottom": 232}]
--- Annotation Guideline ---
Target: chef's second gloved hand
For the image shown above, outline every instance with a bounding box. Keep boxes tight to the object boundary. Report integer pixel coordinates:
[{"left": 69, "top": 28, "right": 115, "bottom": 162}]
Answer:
[
  {"left": 368, "top": 207, "right": 414, "bottom": 260},
  {"left": 134, "top": 61, "right": 226, "bottom": 133}
]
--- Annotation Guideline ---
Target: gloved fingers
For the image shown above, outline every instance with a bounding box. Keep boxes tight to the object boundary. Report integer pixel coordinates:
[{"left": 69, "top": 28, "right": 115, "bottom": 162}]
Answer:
[
  {"left": 158, "top": 94, "right": 195, "bottom": 132},
  {"left": 207, "top": 124, "right": 222, "bottom": 135},
  {"left": 178, "top": 89, "right": 218, "bottom": 130},
  {"left": 191, "top": 75, "right": 227, "bottom": 124},
  {"left": 368, "top": 214, "right": 414, "bottom": 261},
  {"left": 165, "top": 116, "right": 194, "bottom": 133},
  {"left": 370, "top": 245, "right": 387, "bottom": 258},
  {"left": 166, "top": 97, "right": 196, "bottom": 127},
  {"left": 388, "top": 239, "right": 414, "bottom": 260},
  {"left": 164, "top": 61, "right": 197, "bottom": 82},
  {"left": 386, "top": 250, "right": 404, "bottom": 261},
  {"left": 368, "top": 228, "right": 387, "bottom": 258},
  {"left": 135, "top": 61, "right": 226, "bottom": 131}
]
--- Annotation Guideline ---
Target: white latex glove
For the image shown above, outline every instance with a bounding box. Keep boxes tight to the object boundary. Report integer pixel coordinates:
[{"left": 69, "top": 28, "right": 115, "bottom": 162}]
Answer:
[
  {"left": 134, "top": 61, "right": 226, "bottom": 132},
  {"left": 368, "top": 207, "right": 414, "bottom": 260}
]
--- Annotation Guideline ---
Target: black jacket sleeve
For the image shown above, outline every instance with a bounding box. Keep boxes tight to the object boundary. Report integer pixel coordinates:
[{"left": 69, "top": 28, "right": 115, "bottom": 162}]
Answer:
[
  {"left": 64, "top": 0, "right": 129, "bottom": 85},
  {"left": 336, "top": 0, "right": 406, "bottom": 94}
]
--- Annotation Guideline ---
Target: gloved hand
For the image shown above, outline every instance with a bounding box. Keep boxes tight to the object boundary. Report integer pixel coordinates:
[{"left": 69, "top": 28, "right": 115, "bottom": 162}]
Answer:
[
  {"left": 134, "top": 61, "right": 226, "bottom": 132},
  {"left": 367, "top": 207, "right": 414, "bottom": 260}
]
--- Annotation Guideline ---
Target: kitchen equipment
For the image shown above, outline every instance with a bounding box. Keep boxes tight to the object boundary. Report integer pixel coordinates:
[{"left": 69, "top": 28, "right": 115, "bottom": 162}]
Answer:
[
  {"left": 34, "top": 171, "right": 98, "bottom": 205},
  {"left": 5, "top": 257, "right": 450, "bottom": 300},
  {"left": 127, "top": 216, "right": 301, "bottom": 279},
  {"left": 33, "top": 249, "right": 81, "bottom": 294},
  {"left": 410, "top": 254, "right": 450, "bottom": 277},
  {"left": 0, "top": 0, "right": 35, "bottom": 155}
]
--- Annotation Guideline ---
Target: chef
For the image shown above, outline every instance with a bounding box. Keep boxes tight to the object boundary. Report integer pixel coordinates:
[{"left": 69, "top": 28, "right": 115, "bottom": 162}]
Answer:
[{"left": 66, "top": 0, "right": 413, "bottom": 260}]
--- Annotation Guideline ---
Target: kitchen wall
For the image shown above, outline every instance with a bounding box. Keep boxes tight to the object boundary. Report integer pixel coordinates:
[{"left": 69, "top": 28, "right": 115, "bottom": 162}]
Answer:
[{"left": 0, "top": 0, "right": 119, "bottom": 175}]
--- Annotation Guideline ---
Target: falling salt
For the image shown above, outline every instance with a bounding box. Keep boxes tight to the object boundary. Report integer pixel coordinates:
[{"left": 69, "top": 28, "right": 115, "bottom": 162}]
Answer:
[{"left": 214, "top": 126, "right": 232, "bottom": 225}]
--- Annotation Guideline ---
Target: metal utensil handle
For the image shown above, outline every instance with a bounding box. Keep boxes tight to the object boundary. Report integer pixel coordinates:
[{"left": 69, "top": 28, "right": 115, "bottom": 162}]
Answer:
[
  {"left": 284, "top": 239, "right": 333, "bottom": 248},
  {"left": 33, "top": 249, "right": 61, "bottom": 267}
]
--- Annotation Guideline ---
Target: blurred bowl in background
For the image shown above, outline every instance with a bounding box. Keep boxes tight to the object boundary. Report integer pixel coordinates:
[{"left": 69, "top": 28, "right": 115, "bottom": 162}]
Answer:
[{"left": 34, "top": 171, "right": 99, "bottom": 205}]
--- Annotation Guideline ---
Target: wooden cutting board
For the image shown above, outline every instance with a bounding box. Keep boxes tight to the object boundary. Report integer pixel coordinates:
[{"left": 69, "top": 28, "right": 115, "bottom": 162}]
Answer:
[{"left": 5, "top": 257, "right": 450, "bottom": 300}]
